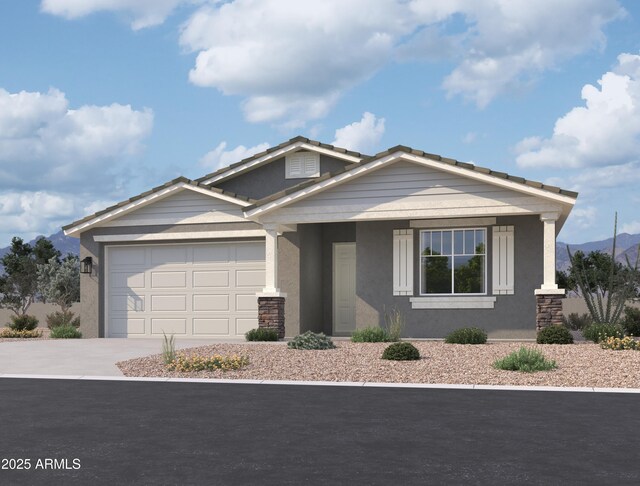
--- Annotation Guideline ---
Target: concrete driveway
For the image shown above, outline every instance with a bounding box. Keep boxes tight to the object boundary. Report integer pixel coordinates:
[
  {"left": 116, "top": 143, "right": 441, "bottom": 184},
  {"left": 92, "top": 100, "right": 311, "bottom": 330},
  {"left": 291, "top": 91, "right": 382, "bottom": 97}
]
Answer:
[{"left": 0, "top": 338, "right": 245, "bottom": 376}]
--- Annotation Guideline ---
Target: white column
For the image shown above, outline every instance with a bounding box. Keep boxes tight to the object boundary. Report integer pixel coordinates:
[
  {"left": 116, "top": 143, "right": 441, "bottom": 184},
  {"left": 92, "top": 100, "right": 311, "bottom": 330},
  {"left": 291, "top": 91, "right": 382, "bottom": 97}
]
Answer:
[
  {"left": 536, "top": 213, "right": 564, "bottom": 294},
  {"left": 263, "top": 226, "right": 279, "bottom": 294}
]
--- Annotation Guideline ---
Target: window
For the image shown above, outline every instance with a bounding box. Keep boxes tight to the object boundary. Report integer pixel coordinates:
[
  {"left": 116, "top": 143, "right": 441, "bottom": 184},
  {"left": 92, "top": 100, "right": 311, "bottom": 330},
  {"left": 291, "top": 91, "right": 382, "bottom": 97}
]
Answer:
[
  {"left": 420, "top": 228, "right": 486, "bottom": 295},
  {"left": 285, "top": 151, "right": 320, "bottom": 179}
]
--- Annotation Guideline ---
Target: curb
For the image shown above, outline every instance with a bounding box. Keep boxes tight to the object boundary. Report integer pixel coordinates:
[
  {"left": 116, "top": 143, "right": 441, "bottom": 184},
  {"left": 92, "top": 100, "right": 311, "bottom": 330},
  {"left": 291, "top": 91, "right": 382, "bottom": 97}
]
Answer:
[{"left": 1, "top": 373, "right": 639, "bottom": 393}]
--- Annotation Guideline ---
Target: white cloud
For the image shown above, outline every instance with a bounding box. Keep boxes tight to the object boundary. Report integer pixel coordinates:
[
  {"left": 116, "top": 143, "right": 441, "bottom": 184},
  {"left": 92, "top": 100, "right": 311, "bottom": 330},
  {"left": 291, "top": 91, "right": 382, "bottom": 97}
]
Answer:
[
  {"left": 332, "top": 112, "right": 385, "bottom": 154},
  {"left": 0, "top": 87, "right": 153, "bottom": 246},
  {"left": 620, "top": 221, "right": 640, "bottom": 235},
  {"left": 462, "top": 132, "right": 477, "bottom": 144},
  {"left": 199, "top": 141, "right": 270, "bottom": 171},
  {"left": 40, "top": 0, "right": 199, "bottom": 30},
  {"left": 516, "top": 53, "right": 640, "bottom": 169}
]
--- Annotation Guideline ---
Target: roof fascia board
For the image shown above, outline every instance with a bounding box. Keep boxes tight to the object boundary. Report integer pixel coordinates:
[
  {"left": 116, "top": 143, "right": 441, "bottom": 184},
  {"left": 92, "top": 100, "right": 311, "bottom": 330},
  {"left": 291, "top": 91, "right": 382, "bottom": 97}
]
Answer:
[
  {"left": 244, "top": 152, "right": 576, "bottom": 219},
  {"left": 64, "top": 182, "right": 250, "bottom": 236},
  {"left": 202, "top": 141, "right": 362, "bottom": 185}
]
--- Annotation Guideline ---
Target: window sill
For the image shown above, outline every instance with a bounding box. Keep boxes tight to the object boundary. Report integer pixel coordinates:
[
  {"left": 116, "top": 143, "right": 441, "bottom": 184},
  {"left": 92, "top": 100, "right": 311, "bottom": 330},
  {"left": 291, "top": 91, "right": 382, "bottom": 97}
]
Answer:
[{"left": 409, "top": 296, "right": 496, "bottom": 309}]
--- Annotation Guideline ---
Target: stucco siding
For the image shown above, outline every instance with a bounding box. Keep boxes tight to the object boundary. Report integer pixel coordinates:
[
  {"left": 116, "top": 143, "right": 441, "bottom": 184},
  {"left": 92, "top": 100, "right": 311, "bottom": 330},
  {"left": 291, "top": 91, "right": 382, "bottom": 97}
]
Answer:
[
  {"left": 215, "top": 154, "right": 351, "bottom": 200},
  {"left": 355, "top": 215, "right": 542, "bottom": 339}
]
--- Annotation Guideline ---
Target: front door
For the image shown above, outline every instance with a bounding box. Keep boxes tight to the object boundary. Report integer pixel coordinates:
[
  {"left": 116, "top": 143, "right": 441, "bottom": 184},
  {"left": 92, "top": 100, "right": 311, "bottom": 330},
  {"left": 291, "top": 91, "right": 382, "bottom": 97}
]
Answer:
[{"left": 333, "top": 242, "right": 356, "bottom": 334}]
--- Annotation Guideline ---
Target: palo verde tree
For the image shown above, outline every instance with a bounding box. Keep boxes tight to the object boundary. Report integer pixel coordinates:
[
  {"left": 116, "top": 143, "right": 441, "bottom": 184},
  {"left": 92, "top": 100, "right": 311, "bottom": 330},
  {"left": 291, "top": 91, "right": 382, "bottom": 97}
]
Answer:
[
  {"left": 37, "top": 256, "right": 80, "bottom": 315},
  {"left": 564, "top": 214, "right": 640, "bottom": 325}
]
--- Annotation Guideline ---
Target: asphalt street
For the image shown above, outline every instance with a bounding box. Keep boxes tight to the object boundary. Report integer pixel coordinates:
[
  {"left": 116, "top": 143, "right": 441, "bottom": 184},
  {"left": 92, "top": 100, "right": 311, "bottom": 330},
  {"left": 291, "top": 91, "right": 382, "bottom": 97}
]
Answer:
[{"left": 0, "top": 379, "right": 638, "bottom": 485}]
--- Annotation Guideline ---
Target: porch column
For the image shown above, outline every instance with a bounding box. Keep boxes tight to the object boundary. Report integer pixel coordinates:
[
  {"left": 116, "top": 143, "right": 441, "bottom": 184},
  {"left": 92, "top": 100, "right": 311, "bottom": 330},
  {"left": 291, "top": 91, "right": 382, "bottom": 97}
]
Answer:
[
  {"left": 257, "top": 225, "right": 286, "bottom": 338},
  {"left": 534, "top": 213, "right": 565, "bottom": 330}
]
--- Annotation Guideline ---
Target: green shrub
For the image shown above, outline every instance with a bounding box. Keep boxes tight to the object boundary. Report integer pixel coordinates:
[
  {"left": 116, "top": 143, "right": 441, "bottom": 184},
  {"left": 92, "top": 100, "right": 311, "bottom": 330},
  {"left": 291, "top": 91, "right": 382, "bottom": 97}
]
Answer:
[
  {"left": 445, "top": 327, "right": 487, "bottom": 344},
  {"left": 382, "top": 342, "right": 420, "bottom": 361},
  {"left": 0, "top": 328, "right": 42, "bottom": 339},
  {"left": 537, "top": 325, "right": 574, "bottom": 344},
  {"left": 384, "top": 306, "right": 405, "bottom": 341},
  {"left": 287, "top": 331, "right": 336, "bottom": 350},
  {"left": 582, "top": 323, "right": 625, "bottom": 343},
  {"left": 162, "top": 332, "right": 176, "bottom": 364},
  {"left": 50, "top": 324, "right": 82, "bottom": 339},
  {"left": 600, "top": 336, "right": 640, "bottom": 350},
  {"left": 167, "top": 354, "right": 249, "bottom": 372},
  {"left": 493, "top": 347, "right": 557, "bottom": 373},
  {"left": 561, "top": 312, "right": 593, "bottom": 331},
  {"left": 46, "top": 310, "right": 80, "bottom": 329},
  {"left": 245, "top": 328, "right": 279, "bottom": 341},
  {"left": 351, "top": 326, "right": 391, "bottom": 343},
  {"left": 622, "top": 307, "right": 640, "bottom": 337},
  {"left": 8, "top": 315, "right": 39, "bottom": 331}
]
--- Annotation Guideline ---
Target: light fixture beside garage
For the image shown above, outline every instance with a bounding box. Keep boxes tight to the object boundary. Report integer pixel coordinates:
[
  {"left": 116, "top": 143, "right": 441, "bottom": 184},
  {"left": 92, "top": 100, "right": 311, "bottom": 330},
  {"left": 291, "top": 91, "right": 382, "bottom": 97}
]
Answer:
[{"left": 80, "top": 257, "right": 93, "bottom": 274}]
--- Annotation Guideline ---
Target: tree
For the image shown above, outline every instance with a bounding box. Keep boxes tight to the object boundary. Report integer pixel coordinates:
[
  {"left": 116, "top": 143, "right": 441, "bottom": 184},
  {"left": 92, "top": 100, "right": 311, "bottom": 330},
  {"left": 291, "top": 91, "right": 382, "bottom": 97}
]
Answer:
[
  {"left": 37, "top": 256, "right": 80, "bottom": 314},
  {"left": 566, "top": 214, "right": 640, "bottom": 325},
  {"left": 33, "top": 237, "right": 61, "bottom": 266},
  {"left": 0, "top": 238, "right": 38, "bottom": 316}
]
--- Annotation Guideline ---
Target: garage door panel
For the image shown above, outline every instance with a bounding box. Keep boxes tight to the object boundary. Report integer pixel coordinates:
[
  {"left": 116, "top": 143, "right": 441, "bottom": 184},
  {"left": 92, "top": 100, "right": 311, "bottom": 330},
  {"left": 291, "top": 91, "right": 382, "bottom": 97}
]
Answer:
[
  {"left": 193, "top": 318, "right": 229, "bottom": 335},
  {"left": 151, "top": 318, "right": 187, "bottom": 335},
  {"left": 193, "top": 270, "right": 229, "bottom": 288},
  {"left": 236, "top": 294, "right": 258, "bottom": 312},
  {"left": 151, "top": 271, "right": 187, "bottom": 288},
  {"left": 110, "top": 272, "right": 145, "bottom": 289},
  {"left": 111, "top": 318, "right": 146, "bottom": 335},
  {"left": 151, "top": 246, "right": 187, "bottom": 264},
  {"left": 110, "top": 294, "right": 145, "bottom": 312},
  {"left": 193, "top": 245, "right": 231, "bottom": 264},
  {"left": 151, "top": 295, "right": 187, "bottom": 312},
  {"left": 108, "top": 242, "right": 264, "bottom": 338},
  {"left": 236, "top": 269, "right": 265, "bottom": 287},
  {"left": 193, "top": 294, "right": 229, "bottom": 311}
]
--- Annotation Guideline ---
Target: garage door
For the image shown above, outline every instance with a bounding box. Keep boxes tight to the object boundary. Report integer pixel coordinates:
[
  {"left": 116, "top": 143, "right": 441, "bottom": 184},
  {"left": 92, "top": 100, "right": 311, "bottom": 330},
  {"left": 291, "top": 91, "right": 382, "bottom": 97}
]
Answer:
[{"left": 106, "top": 242, "right": 265, "bottom": 338}]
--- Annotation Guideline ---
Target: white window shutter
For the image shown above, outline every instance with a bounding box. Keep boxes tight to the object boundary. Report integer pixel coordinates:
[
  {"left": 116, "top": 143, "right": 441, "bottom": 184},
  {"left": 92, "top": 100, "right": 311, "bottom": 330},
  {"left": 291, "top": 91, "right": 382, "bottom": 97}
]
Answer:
[
  {"left": 393, "top": 229, "right": 413, "bottom": 296},
  {"left": 492, "top": 226, "right": 514, "bottom": 295}
]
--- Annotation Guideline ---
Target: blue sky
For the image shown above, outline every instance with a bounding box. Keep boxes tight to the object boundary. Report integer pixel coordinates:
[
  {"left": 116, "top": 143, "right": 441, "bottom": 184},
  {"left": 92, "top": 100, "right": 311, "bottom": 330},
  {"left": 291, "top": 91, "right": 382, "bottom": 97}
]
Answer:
[{"left": 1, "top": 0, "right": 639, "bottom": 247}]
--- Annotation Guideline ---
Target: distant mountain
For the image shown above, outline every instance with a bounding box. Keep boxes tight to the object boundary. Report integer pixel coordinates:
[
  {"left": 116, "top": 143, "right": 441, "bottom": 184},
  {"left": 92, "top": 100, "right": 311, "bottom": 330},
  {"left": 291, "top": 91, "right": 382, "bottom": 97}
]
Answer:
[
  {"left": 0, "top": 230, "right": 79, "bottom": 273},
  {"left": 557, "top": 233, "right": 640, "bottom": 271}
]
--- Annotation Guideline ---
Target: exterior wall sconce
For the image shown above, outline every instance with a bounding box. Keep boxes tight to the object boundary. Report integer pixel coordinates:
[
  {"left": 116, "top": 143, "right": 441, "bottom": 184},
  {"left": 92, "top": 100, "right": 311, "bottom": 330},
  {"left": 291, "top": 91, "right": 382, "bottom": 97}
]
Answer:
[{"left": 80, "top": 257, "right": 93, "bottom": 274}]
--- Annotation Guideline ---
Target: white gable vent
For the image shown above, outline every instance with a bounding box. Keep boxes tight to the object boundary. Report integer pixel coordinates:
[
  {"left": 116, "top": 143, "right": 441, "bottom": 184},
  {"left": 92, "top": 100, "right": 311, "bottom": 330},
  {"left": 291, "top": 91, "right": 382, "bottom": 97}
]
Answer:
[{"left": 286, "top": 151, "right": 320, "bottom": 179}]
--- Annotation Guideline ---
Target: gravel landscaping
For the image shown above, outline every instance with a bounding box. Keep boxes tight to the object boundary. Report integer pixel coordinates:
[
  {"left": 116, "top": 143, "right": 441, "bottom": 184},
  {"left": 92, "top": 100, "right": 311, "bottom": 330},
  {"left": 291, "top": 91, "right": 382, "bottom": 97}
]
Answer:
[{"left": 117, "top": 341, "right": 640, "bottom": 388}]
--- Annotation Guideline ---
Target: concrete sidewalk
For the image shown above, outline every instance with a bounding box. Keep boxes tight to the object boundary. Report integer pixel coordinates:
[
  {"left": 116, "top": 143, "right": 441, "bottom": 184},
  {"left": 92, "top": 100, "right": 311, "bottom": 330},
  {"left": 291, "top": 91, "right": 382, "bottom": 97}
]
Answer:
[{"left": 0, "top": 338, "right": 247, "bottom": 376}]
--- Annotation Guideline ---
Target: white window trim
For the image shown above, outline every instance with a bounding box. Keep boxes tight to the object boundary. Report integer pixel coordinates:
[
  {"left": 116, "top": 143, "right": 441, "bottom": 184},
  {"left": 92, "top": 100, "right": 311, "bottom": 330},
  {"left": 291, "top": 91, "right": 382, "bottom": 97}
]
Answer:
[
  {"left": 418, "top": 227, "right": 488, "bottom": 297},
  {"left": 410, "top": 296, "right": 496, "bottom": 309},
  {"left": 285, "top": 152, "right": 320, "bottom": 179}
]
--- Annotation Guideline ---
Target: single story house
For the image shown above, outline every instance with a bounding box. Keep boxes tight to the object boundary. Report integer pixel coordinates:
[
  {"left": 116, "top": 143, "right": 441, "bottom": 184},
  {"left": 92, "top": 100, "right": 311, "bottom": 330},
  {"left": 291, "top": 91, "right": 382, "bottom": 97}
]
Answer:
[{"left": 63, "top": 137, "right": 576, "bottom": 340}]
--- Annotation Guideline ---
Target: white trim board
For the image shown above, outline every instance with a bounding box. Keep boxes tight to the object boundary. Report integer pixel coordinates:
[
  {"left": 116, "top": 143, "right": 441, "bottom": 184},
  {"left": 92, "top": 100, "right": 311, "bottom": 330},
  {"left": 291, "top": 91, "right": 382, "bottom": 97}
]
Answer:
[
  {"left": 410, "top": 217, "right": 496, "bottom": 228},
  {"left": 245, "top": 152, "right": 576, "bottom": 220},
  {"left": 94, "top": 230, "right": 266, "bottom": 242},
  {"left": 64, "top": 183, "right": 251, "bottom": 237},
  {"left": 202, "top": 141, "right": 362, "bottom": 185},
  {"left": 409, "top": 296, "right": 496, "bottom": 309}
]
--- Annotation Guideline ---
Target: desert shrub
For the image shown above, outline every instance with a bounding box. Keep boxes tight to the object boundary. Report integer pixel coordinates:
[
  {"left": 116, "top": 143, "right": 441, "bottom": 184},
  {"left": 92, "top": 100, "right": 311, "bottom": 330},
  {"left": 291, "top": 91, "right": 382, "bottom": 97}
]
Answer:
[
  {"left": 582, "top": 323, "right": 625, "bottom": 343},
  {"left": 561, "top": 313, "right": 593, "bottom": 331},
  {"left": 600, "top": 336, "right": 640, "bottom": 350},
  {"left": 8, "top": 315, "right": 38, "bottom": 331},
  {"left": 536, "top": 325, "right": 574, "bottom": 344},
  {"left": 445, "top": 327, "right": 487, "bottom": 344},
  {"left": 50, "top": 324, "right": 82, "bottom": 339},
  {"left": 382, "top": 342, "right": 420, "bottom": 361},
  {"left": 0, "top": 328, "right": 42, "bottom": 338},
  {"left": 46, "top": 310, "right": 80, "bottom": 329},
  {"left": 622, "top": 307, "right": 640, "bottom": 336},
  {"left": 245, "top": 328, "right": 279, "bottom": 342},
  {"left": 287, "top": 331, "right": 336, "bottom": 350},
  {"left": 493, "top": 347, "right": 557, "bottom": 373},
  {"left": 384, "top": 306, "right": 405, "bottom": 341},
  {"left": 167, "top": 354, "right": 249, "bottom": 372},
  {"left": 162, "top": 332, "right": 176, "bottom": 364},
  {"left": 351, "top": 326, "right": 391, "bottom": 343}
]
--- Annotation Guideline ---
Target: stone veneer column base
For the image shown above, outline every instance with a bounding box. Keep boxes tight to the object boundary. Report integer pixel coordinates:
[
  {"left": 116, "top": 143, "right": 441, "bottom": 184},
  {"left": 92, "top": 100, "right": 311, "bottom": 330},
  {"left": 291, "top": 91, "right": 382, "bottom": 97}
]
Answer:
[
  {"left": 258, "top": 297, "right": 285, "bottom": 339},
  {"left": 535, "top": 294, "right": 564, "bottom": 331}
]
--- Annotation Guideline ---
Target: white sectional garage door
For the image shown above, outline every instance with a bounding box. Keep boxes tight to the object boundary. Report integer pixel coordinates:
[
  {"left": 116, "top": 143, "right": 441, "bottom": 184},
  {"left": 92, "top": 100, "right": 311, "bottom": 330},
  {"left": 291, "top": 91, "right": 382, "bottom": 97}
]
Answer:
[{"left": 106, "top": 242, "right": 265, "bottom": 338}]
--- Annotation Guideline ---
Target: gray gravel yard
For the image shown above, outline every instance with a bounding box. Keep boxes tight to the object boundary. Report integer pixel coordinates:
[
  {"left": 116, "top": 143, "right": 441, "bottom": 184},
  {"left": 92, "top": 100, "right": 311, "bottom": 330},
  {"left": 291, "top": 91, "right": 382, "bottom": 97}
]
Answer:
[{"left": 116, "top": 341, "right": 640, "bottom": 388}]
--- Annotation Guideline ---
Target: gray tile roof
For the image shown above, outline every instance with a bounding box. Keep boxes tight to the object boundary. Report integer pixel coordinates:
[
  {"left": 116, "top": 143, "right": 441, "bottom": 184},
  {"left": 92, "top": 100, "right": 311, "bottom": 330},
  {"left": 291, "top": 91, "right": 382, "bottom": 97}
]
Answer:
[{"left": 63, "top": 177, "right": 256, "bottom": 231}]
